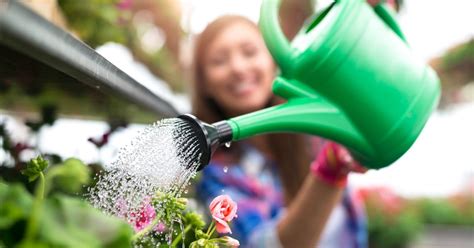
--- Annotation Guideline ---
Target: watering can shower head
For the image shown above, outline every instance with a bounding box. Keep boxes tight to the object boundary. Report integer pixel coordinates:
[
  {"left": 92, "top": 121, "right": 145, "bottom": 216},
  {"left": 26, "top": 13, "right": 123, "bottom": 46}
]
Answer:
[{"left": 178, "top": 114, "right": 233, "bottom": 171}]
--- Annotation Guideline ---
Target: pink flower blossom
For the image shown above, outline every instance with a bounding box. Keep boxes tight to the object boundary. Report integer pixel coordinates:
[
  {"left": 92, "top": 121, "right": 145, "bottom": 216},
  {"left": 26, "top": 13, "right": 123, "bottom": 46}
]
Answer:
[
  {"left": 116, "top": 0, "right": 133, "bottom": 10},
  {"left": 155, "top": 222, "right": 167, "bottom": 233},
  {"left": 130, "top": 198, "right": 156, "bottom": 232},
  {"left": 209, "top": 195, "right": 237, "bottom": 234}
]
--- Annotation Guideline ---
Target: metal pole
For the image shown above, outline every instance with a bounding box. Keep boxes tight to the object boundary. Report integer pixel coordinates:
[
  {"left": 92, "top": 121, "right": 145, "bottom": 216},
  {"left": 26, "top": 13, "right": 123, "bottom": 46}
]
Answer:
[{"left": 0, "top": 0, "right": 180, "bottom": 117}]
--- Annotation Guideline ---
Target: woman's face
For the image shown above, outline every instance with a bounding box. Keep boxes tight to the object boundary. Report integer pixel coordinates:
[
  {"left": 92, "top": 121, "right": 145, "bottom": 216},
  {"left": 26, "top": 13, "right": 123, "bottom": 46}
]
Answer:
[{"left": 202, "top": 21, "right": 276, "bottom": 117}]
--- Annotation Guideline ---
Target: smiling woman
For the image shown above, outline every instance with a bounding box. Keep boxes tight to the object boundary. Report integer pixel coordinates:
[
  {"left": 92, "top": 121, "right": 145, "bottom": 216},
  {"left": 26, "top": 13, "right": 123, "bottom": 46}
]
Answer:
[
  {"left": 196, "top": 17, "right": 276, "bottom": 118},
  {"left": 190, "top": 15, "right": 368, "bottom": 248}
]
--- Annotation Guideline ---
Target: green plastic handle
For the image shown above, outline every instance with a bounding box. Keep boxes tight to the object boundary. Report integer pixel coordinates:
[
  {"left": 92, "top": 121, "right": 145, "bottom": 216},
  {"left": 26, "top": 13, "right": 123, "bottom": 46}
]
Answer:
[
  {"left": 259, "top": 0, "right": 293, "bottom": 74},
  {"left": 373, "top": 2, "right": 407, "bottom": 42}
]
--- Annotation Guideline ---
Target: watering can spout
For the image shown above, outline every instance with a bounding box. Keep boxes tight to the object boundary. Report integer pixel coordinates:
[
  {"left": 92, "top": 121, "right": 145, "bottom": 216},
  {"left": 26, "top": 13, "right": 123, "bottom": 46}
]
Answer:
[{"left": 226, "top": 94, "right": 374, "bottom": 161}]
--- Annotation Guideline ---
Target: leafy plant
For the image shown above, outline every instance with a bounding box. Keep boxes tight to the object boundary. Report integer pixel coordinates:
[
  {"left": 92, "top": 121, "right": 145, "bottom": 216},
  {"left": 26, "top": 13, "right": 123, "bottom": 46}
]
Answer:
[
  {"left": 359, "top": 187, "right": 422, "bottom": 248},
  {"left": 367, "top": 208, "right": 421, "bottom": 248},
  {"left": 414, "top": 196, "right": 474, "bottom": 226},
  {"left": 0, "top": 156, "right": 134, "bottom": 247},
  {"left": 1, "top": 155, "right": 241, "bottom": 247},
  {"left": 58, "top": 0, "right": 131, "bottom": 48},
  {"left": 131, "top": 192, "right": 240, "bottom": 247}
]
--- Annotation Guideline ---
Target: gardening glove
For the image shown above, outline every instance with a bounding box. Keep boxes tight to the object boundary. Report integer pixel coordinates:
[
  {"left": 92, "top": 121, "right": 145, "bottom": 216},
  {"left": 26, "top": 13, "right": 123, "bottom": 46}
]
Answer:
[{"left": 310, "top": 141, "right": 367, "bottom": 188}]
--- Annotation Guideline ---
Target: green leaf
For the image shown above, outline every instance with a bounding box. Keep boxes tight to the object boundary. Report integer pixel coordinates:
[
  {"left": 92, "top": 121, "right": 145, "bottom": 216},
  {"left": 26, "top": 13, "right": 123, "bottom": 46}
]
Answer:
[
  {"left": 38, "top": 195, "right": 133, "bottom": 247},
  {"left": 0, "top": 180, "right": 133, "bottom": 247},
  {"left": 153, "top": 192, "right": 187, "bottom": 225},
  {"left": 195, "top": 229, "right": 209, "bottom": 240},
  {"left": 185, "top": 212, "right": 206, "bottom": 230},
  {"left": 15, "top": 240, "right": 49, "bottom": 248},
  {"left": 49, "top": 158, "right": 91, "bottom": 193},
  {"left": 21, "top": 156, "right": 48, "bottom": 182},
  {"left": 0, "top": 182, "right": 33, "bottom": 229},
  {"left": 0, "top": 182, "right": 33, "bottom": 246}
]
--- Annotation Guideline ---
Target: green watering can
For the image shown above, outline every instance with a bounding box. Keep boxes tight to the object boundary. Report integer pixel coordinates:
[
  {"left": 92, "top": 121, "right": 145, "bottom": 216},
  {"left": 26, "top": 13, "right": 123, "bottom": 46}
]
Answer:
[{"left": 179, "top": 0, "right": 440, "bottom": 170}]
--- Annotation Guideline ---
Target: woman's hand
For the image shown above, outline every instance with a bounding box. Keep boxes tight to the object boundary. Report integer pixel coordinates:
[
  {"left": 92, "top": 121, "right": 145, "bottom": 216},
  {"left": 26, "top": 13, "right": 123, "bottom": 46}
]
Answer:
[
  {"left": 367, "top": 0, "right": 398, "bottom": 9},
  {"left": 310, "top": 142, "right": 367, "bottom": 188}
]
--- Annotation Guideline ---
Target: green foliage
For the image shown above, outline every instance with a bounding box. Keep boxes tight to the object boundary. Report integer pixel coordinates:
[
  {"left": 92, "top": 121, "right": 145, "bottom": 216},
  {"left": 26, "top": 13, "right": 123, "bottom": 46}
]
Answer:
[
  {"left": 58, "top": 0, "right": 131, "bottom": 48},
  {"left": 361, "top": 188, "right": 422, "bottom": 248},
  {"left": 20, "top": 156, "right": 48, "bottom": 182},
  {"left": 2, "top": 155, "right": 238, "bottom": 247},
  {"left": 133, "top": 192, "right": 202, "bottom": 246},
  {"left": 184, "top": 212, "right": 206, "bottom": 231},
  {"left": 442, "top": 39, "right": 474, "bottom": 69},
  {"left": 189, "top": 238, "right": 218, "bottom": 248},
  {"left": 154, "top": 191, "right": 188, "bottom": 224},
  {"left": 131, "top": 192, "right": 239, "bottom": 247},
  {"left": 415, "top": 198, "right": 474, "bottom": 226},
  {"left": 368, "top": 209, "right": 422, "bottom": 248},
  {"left": 38, "top": 195, "right": 133, "bottom": 247},
  {"left": 0, "top": 182, "right": 133, "bottom": 247},
  {"left": 364, "top": 187, "right": 474, "bottom": 248},
  {"left": 48, "top": 158, "right": 91, "bottom": 194},
  {"left": 0, "top": 156, "right": 134, "bottom": 247},
  {"left": 0, "top": 182, "right": 32, "bottom": 230}
]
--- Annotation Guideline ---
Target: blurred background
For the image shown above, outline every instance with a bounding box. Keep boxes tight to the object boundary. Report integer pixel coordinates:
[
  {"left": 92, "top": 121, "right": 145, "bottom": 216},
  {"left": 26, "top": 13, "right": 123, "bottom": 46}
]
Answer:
[{"left": 0, "top": 0, "right": 472, "bottom": 247}]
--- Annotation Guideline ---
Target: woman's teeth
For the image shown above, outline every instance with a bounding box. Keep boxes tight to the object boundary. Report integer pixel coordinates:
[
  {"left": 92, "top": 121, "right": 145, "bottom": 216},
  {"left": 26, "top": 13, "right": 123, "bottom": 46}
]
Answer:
[{"left": 233, "top": 82, "right": 255, "bottom": 94}]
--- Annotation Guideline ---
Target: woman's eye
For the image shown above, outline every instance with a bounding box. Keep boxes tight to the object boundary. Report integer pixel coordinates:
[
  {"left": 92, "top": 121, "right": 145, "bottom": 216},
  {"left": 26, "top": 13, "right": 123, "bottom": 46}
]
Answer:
[
  {"left": 209, "top": 57, "right": 227, "bottom": 67},
  {"left": 243, "top": 48, "right": 257, "bottom": 58}
]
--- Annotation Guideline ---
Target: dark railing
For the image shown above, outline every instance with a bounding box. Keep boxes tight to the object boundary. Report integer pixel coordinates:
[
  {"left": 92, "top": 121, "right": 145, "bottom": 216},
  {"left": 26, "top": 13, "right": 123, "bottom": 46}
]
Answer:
[{"left": 0, "top": 0, "right": 180, "bottom": 117}]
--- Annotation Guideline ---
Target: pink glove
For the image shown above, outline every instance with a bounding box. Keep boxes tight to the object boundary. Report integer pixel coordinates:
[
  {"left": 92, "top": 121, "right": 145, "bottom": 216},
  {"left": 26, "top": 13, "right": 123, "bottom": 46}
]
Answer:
[
  {"left": 367, "top": 0, "right": 398, "bottom": 9},
  {"left": 310, "top": 142, "right": 367, "bottom": 188}
]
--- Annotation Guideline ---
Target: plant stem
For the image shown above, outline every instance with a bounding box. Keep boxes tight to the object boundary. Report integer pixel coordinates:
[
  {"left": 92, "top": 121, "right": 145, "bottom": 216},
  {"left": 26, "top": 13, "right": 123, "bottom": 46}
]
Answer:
[
  {"left": 208, "top": 225, "right": 216, "bottom": 237},
  {"left": 132, "top": 216, "right": 161, "bottom": 242},
  {"left": 24, "top": 172, "right": 45, "bottom": 242},
  {"left": 43, "top": 168, "right": 59, "bottom": 194},
  {"left": 171, "top": 224, "right": 192, "bottom": 247},
  {"left": 206, "top": 222, "right": 216, "bottom": 237}
]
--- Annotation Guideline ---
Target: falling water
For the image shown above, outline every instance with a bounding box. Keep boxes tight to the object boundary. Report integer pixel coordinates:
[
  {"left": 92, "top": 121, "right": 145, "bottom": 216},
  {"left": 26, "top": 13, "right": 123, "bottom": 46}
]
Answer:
[{"left": 87, "top": 118, "right": 201, "bottom": 246}]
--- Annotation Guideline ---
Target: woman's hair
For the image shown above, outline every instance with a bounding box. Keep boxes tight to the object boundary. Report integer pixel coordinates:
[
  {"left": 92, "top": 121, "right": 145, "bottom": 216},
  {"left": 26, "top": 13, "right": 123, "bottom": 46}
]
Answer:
[{"left": 191, "top": 15, "right": 312, "bottom": 204}]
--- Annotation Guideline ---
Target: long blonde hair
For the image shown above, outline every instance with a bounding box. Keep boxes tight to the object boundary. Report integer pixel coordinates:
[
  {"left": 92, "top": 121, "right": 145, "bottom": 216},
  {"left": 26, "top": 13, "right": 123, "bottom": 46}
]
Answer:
[{"left": 191, "top": 15, "right": 312, "bottom": 203}]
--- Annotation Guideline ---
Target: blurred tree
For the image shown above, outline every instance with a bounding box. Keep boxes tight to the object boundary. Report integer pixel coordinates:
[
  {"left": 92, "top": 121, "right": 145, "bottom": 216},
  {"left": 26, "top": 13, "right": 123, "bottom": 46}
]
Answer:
[
  {"left": 430, "top": 39, "right": 474, "bottom": 107},
  {"left": 58, "top": 0, "right": 186, "bottom": 91},
  {"left": 58, "top": 0, "right": 132, "bottom": 47},
  {"left": 358, "top": 187, "right": 422, "bottom": 248},
  {"left": 124, "top": 0, "right": 185, "bottom": 91},
  {"left": 21, "top": 0, "right": 68, "bottom": 29}
]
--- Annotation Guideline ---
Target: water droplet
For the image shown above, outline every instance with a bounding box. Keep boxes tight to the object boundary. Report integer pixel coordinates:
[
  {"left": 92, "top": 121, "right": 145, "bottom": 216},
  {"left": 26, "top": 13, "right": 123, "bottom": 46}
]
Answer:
[
  {"left": 223, "top": 166, "right": 228, "bottom": 173},
  {"left": 85, "top": 117, "right": 202, "bottom": 246},
  {"left": 224, "top": 141, "right": 231, "bottom": 148}
]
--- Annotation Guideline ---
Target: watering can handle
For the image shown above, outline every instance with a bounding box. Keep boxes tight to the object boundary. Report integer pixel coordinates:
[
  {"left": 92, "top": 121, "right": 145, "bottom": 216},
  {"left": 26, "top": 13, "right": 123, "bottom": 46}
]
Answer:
[
  {"left": 259, "top": 0, "right": 407, "bottom": 74},
  {"left": 373, "top": 2, "right": 407, "bottom": 42},
  {"left": 259, "top": 0, "right": 293, "bottom": 74}
]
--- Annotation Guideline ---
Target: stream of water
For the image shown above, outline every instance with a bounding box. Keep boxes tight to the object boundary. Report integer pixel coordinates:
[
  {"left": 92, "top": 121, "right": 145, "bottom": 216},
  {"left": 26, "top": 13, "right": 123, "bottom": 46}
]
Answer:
[{"left": 87, "top": 118, "right": 201, "bottom": 246}]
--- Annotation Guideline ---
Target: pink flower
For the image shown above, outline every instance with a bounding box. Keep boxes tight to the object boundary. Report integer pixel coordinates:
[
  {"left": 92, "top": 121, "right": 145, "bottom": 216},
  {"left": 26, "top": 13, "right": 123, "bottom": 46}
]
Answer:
[
  {"left": 222, "top": 236, "right": 240, "bottom": 247},
  {"left": 209, "top": 195, "right": 237, "bottom": 234},
  {"left": 130, "top": 198, "right": 156, "bottom": 232},
  {"left": 116, "top": 0, "right": 133, "bottom": 10},
  {"left": 155, "top": 222, "right": 167, "bottom": 233}
]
